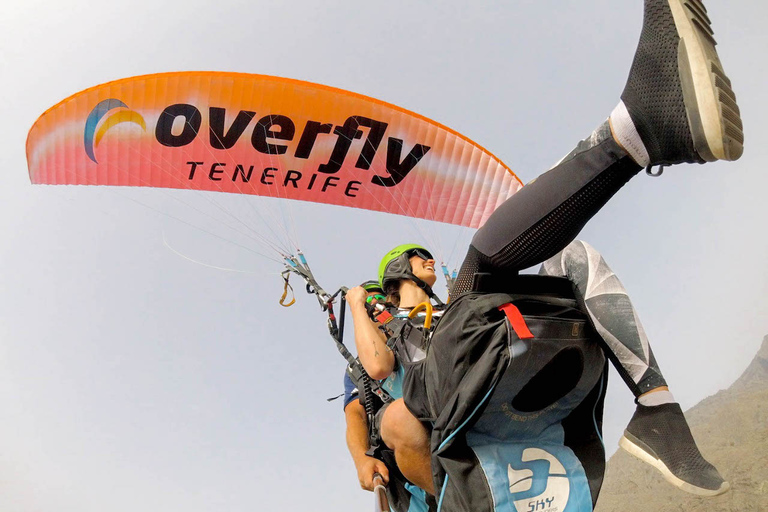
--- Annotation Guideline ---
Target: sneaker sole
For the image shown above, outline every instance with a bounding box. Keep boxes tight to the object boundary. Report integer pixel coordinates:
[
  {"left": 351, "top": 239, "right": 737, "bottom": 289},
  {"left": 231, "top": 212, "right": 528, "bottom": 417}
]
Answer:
[
  {"left": 620, "top": 433, "right": 730, "bottom": 497},
  {"left": 669, "top": 0, "right": 744, "bottom": 161}
]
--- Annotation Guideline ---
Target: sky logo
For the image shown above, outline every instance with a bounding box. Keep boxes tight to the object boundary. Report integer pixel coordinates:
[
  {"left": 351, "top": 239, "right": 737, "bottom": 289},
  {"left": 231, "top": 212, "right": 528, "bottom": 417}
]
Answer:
[
  {"left": 508, "top": 448, "right": 570, "bottom": 512},
  {"left": 84, "top": 99, "right": 146, "bottom": 163}
]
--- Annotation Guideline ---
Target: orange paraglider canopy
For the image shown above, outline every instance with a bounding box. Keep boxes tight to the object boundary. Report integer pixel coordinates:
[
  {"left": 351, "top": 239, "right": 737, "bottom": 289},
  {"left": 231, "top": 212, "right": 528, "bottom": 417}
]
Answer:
[{"left": 27, "top": 72, "right": 522, "bottom": 228}]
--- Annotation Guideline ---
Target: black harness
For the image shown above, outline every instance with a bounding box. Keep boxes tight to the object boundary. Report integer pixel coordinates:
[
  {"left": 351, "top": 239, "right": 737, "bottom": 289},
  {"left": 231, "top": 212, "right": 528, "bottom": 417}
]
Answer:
[{"left": 347, "top": 299, "right": 444, "bottom": 450}]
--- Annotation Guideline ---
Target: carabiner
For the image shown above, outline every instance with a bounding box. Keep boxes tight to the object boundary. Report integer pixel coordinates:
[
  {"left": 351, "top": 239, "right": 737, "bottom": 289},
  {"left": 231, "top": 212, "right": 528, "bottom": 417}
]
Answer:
[
  {"left": 646, "top": 164, "right": 665, "bottom": 177},
  {"left": 408, "top": 301, "right": 434, "bottom": 329}
]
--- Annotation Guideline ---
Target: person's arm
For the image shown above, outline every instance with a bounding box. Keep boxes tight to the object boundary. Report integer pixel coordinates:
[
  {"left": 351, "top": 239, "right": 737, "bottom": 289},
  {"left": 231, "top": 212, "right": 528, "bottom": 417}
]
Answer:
[
  {"left": 347, "top": 286, "right": 395, "bottom": 380},
  {"left": 345, "top": 399, "right": 390, "bottom": 491}
]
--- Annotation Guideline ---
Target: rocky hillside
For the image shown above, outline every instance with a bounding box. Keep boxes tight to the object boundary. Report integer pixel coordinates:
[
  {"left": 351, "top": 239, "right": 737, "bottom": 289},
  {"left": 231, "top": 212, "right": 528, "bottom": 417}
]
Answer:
[{"left": 595, "top": 336, "right": 768, "bottom": 512}]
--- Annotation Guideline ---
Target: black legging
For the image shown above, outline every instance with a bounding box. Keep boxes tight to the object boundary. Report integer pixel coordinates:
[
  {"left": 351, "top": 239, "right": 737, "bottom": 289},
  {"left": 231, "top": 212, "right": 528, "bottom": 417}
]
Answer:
[{"left": 453, "top": 121, "right": 642, "bottom": 296}]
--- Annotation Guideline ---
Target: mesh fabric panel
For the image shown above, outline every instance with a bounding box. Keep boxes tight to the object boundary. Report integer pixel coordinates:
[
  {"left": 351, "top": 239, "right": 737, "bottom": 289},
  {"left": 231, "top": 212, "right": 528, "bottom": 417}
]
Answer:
[
  {"left": 620, "top": 0, "right": 701, "bottom": 164},
  {"left": 626, "top": 403, "right": 725, "bottom": 489},
  {"left": 452, "top": 159, "right": 640, "bottom": 297}
]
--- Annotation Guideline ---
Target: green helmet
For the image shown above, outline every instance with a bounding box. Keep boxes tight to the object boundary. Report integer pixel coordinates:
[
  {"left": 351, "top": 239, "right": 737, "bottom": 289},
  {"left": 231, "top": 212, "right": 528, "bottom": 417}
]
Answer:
[
  {"left": 378, "top": 243, "right": 434, "bottom": 291},
  {"left": 360, "top": 280, "right": 384, "bottom": 293}
]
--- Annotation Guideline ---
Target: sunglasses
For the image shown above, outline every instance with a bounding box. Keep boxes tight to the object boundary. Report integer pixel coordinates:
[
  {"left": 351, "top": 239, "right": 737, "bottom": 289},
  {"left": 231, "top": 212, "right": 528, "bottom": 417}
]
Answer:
[
  {"left": 366, "top": 294, "right": 387, "bottom": 304},
  {"left": 406, "top": 248, "right": 433, "bottom": 261}
]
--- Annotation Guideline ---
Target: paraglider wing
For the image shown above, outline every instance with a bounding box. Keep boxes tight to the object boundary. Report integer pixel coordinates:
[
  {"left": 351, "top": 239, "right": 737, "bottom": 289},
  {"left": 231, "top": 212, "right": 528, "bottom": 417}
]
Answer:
[{"left": 27, "top": 72, "right": 522, "bottom": 228}]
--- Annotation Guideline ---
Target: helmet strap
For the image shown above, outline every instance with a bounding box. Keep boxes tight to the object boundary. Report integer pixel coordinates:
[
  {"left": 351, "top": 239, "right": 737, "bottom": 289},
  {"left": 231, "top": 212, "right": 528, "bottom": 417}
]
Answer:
[{"left": 409, "top": 275, "right": 444, "bottom": 307}]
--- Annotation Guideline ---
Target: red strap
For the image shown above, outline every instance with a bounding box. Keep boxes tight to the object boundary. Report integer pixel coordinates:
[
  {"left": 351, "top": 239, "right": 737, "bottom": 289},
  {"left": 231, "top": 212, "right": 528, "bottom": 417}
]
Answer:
[{"left": 498, "top": 303, "right": 534, "bottom": 339}]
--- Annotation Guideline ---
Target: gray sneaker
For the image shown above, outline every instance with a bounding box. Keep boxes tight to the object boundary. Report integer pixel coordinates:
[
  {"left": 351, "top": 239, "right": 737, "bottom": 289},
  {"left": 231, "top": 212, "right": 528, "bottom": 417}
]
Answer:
[
  {"left": 621, "top": 0, "right": 743, "bottom": 166},
  {"left": 620, "top": 403, "right": 729, "bottom": 496}
]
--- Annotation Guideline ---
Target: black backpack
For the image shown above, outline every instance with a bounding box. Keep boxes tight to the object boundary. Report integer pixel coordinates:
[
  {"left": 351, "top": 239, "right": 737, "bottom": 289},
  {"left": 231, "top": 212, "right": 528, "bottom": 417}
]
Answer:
[{"left": 398, "top": 276, "right": 608, "bottom": 512}]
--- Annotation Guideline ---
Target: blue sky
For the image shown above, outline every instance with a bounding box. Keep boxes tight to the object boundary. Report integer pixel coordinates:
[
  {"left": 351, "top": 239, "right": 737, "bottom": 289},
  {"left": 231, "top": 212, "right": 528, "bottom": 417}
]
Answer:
[{"left": 1, "top": 1, "right": 766, "bottom": 511}]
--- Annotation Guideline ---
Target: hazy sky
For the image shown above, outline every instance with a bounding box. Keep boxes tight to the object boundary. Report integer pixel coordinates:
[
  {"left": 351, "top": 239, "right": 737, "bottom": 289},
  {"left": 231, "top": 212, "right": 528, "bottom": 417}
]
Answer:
[{"left": 1, "top": 1, "right": 766, "bottom": 511}]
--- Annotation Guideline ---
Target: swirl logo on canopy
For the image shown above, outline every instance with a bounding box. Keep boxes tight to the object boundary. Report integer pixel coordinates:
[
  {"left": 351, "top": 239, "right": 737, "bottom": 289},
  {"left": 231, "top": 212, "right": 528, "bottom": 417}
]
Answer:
[{"left": 84, "top": 99, "right": 146, "bottom": 163}]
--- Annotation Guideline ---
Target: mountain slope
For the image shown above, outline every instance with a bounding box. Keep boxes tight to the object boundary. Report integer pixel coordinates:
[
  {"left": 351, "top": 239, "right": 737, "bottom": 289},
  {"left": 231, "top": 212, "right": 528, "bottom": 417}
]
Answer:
[{"left": 595, "top": 336, "right": 768, "bottom": 512}]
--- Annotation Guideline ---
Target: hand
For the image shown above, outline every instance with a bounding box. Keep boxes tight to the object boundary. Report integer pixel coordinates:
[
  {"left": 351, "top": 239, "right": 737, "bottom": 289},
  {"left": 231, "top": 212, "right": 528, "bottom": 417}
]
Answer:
[
  {"left": 355, "top": 455, "right": 390, "bottom": 491},
  {"left": 346, "top": 286, "right": 368, "bottom": 307}
]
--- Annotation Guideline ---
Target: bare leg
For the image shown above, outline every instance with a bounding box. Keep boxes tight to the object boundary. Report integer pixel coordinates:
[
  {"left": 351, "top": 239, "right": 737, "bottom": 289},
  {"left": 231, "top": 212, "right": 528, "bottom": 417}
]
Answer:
[{"left": 380, "top": 399, "right": 435, "bottom": 495}]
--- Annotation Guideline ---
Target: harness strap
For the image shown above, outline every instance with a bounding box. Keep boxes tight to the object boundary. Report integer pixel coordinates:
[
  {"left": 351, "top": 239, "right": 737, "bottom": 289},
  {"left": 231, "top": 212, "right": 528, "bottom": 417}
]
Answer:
[
  {"left": 498, "top": 303, "right": 534, "bottom": 339},
  {"left": 279, "top": 275, "right": 296, "bottom": 307}
]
